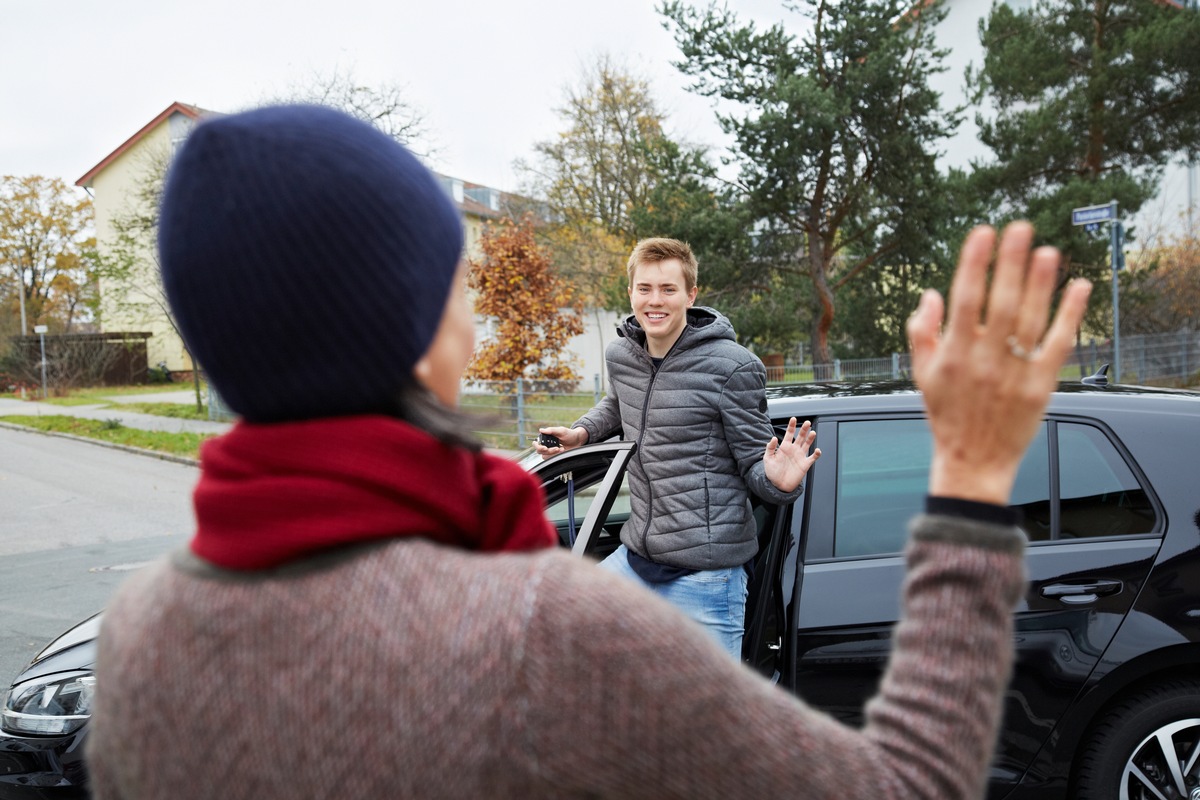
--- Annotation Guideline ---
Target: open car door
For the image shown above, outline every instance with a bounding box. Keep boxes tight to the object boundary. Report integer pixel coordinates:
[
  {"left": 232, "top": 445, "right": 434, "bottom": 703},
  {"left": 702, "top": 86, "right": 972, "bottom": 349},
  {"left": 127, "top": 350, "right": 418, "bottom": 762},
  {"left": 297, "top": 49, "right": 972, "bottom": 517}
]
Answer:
[{"left": 521, "top": 441, "right": 636, "bottom": 562}]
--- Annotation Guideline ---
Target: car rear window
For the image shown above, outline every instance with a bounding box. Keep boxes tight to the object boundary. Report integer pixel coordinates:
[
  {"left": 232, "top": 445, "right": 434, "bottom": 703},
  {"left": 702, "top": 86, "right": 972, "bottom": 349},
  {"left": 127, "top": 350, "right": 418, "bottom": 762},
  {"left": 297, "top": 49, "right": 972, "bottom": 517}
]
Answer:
[
  {"left": 832, "top": 418, "right": 1155, "bottom": 557},
  {"left": 1057, "top": 423, "right": 1156, "bottom": 539}
]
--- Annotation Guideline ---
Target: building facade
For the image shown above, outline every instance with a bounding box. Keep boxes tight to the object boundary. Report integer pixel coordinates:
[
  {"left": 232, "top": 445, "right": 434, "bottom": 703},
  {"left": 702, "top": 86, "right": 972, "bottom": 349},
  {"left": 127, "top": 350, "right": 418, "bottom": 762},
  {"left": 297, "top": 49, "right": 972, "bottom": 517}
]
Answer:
[{"left": 77, "top": 102, "right": 618, "bottom": 386}]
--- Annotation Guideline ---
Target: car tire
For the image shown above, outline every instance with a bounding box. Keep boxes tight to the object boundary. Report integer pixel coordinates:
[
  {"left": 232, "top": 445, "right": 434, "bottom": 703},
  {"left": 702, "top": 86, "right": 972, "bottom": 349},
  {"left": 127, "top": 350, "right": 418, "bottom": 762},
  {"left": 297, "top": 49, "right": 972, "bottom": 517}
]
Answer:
[{"left": 1074, "top": 679, "right": 1200, "bottom": 800}]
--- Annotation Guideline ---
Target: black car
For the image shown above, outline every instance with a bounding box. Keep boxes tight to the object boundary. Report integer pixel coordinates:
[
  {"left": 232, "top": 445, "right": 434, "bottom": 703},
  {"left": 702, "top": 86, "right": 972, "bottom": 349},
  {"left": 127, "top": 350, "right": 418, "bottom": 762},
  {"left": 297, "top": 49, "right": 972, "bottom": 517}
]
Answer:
[
  {"left": 4, "top": 377, "right": 1199, "bottom": 799},
  {"left": 1, "top": 614, "right": 98, "bottom": 797}
]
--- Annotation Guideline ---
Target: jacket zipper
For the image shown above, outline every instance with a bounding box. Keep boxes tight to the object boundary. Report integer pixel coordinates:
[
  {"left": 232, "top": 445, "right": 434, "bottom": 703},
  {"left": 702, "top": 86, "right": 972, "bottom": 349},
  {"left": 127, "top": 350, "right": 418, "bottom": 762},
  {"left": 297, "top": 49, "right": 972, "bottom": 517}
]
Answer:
[{"left": 634, "top": 333, "right": 687, "bottom": 556}]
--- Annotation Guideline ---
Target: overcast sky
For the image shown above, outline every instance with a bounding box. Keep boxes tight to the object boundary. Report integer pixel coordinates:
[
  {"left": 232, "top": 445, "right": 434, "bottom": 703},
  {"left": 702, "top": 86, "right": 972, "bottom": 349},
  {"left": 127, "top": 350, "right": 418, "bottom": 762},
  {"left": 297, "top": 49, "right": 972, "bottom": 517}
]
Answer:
[
  {"left": 5, "top": 1, "right": 1192, "bottom": 234},
  {"left": 3, "top": 0, "right": 796, "bottom": 193}
]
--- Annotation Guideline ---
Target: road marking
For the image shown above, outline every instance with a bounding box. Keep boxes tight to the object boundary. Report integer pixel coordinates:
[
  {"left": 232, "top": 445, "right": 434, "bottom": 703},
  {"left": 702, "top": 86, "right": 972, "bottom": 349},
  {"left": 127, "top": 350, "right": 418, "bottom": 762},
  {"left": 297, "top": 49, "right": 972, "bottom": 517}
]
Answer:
[{"left": 89, "top": 561, "right": 153, "bottom": 573}]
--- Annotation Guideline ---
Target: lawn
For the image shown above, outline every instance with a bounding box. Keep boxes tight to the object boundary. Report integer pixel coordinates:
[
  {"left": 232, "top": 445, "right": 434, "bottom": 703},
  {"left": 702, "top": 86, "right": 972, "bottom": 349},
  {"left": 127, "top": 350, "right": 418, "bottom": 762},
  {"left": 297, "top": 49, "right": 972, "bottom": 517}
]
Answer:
[
  {"left": 1, "top": 383, "right": 208, "bottom": 416},
  {"left": 110, "top": 401, "right": 210, "bottom": 420},
  {"left": 0, "top": 415, "right": 212, "bottom": 459}
]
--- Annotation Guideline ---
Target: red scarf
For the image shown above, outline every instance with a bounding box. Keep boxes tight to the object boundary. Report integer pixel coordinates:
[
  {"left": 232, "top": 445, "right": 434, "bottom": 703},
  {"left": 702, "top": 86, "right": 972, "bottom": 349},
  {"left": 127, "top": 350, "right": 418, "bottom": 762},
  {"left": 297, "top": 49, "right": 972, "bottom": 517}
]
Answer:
[{"left": 191, "top": 415, "right": 557, "bottom": 570}]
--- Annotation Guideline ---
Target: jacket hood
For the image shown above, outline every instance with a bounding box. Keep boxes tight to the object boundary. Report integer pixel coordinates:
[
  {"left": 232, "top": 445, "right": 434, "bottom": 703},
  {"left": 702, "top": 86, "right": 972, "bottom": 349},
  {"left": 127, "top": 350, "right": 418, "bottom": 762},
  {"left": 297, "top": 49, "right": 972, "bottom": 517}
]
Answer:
[{"left": 616, "top": 306, "right": 735, "bottom": 352}]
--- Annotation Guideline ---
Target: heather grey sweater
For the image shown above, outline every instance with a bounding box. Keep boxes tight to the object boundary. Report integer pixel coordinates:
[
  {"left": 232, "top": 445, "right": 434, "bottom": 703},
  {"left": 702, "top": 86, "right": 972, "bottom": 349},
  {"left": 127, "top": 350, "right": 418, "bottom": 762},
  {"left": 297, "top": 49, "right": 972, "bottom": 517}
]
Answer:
[
  {"left": 87, "top": 515, "right": 1025, "bottom": 799},
  {"left": 574, "top": 307, "right": 803, "bottom": 570}
]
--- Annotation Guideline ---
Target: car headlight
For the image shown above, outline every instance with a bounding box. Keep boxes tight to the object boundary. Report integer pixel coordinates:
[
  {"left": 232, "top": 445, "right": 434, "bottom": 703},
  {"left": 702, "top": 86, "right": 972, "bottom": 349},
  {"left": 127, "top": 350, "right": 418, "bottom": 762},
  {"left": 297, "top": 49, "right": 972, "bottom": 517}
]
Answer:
[{"left": 1, "top": 672, "right": 95, "bottom": 736}]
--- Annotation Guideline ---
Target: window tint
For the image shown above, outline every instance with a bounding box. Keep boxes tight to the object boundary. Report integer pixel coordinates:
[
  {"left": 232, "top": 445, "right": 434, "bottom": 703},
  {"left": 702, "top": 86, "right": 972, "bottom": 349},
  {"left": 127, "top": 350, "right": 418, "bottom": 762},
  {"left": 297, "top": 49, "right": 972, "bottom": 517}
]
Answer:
[
  {"left": 1058, "top": 423, "right": 1155, "bottom": 538},
  {"left": 544, "top": 476, "right": 631, "bottom": 526},
  {"left": 1011, "top": 427, "right": 1051, "bottom": 541},
  {"left": 835, "top": 419, "right": 929, "bottom": 557},
  {"left": 544, "top": 482, "right": 604, "bottom": 528},
  {"left": 834, "top": 419, "right": 1050, "bottom": 557}
]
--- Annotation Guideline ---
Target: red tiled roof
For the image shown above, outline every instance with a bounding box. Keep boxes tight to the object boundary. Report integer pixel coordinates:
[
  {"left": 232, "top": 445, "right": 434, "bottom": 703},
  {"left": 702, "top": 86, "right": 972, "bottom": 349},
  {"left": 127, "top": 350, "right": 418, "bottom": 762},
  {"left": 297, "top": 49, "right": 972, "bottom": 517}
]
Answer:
[{"left": 76, "top": 102, "right": 205, "bottom": 188}]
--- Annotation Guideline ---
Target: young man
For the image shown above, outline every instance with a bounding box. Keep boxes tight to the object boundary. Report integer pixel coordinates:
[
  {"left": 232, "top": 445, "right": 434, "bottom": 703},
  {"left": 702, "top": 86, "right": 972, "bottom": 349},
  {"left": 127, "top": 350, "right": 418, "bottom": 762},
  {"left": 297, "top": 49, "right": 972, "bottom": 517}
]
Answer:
[{"left": 537, "top": 238, "right": 820, "bottom": 658}]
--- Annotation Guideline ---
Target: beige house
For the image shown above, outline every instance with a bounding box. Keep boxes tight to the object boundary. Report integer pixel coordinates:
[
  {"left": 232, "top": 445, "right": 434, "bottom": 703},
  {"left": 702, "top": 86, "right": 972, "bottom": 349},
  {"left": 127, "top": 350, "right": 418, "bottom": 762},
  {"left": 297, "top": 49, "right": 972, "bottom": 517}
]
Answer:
[
  {"left": 78, "top": 101, "right": 616, "bottom": 385},
  {"left": 77, "top": 101, "right": 203, "bottom": 373}
]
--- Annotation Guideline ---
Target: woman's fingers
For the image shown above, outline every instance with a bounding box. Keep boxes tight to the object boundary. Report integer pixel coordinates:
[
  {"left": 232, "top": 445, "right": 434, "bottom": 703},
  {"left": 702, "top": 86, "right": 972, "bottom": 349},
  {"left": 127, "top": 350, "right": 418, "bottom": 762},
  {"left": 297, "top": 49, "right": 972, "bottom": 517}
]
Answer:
[
  {"left": 983, "top": 222, "right": 1035, "bottom": 343},
  {"left": 1010, "top": 245, "right": 1062, "bottom": 358},
  {"left": 1040, "top": 278, "right": 1093, "bottom": 367},
  {"left": 944, "top": 226, "right": 995, "bottom": 344},
  {"left": 906, "top": 289, "right": 945, "bottom": 379}
]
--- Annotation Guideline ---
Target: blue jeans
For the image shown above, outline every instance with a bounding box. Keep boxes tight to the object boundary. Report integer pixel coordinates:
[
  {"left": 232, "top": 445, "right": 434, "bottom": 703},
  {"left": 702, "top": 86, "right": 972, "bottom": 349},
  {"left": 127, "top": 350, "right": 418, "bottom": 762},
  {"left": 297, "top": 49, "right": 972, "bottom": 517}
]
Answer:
[{"left": 598, "top": 544, "right": 749, "bottom": 660}]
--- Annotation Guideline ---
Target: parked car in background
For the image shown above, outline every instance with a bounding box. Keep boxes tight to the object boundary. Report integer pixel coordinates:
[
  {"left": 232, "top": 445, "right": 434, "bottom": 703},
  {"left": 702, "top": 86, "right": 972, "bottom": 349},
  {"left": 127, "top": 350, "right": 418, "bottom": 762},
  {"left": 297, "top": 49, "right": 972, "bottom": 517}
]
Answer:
[
  {"left": 4, "top": 376, "right": 1200, "bottom": 799},
  {"left": 1, "top": 614, "right": 98, "bottom": 797}
]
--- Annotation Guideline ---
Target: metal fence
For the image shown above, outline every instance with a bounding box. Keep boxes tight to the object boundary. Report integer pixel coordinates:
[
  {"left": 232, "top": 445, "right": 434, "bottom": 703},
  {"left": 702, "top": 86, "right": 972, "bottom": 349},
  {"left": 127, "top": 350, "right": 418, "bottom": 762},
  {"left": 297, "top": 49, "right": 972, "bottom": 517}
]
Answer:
[
  {"left": 460, "top": 377, "right": 605, "bottom": 452},
  {"left": 462, "top": 329, "right": 1199, "bottom": 450},
  {"left": 207, "top": 381, "right": 236, "bottom": 421},
  {"left": 1073, "top": 330, "right": 1199, "bottom": 387},
  {"left": 775, "top": 330, "right": 1199, "bottom": 387}
]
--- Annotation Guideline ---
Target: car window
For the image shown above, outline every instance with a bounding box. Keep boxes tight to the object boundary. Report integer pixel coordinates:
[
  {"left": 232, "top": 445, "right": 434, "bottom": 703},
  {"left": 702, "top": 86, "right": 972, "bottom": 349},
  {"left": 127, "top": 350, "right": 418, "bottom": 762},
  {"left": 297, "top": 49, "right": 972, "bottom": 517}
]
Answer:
[
  {"left": 834, "top": 419, "right": 928, "bottom": 557},
  {"left": 1058, "top": 423, "right": 1156, "bottom": 538},
  {"left": 1010, "top": 426, "right": 1052, "bottom": 541},
  {"left": 544, "top": 475, "right": 631, "bottom": 526},
  {"left": 833, "top": 419, "right": 1050, "bottom": 557}
]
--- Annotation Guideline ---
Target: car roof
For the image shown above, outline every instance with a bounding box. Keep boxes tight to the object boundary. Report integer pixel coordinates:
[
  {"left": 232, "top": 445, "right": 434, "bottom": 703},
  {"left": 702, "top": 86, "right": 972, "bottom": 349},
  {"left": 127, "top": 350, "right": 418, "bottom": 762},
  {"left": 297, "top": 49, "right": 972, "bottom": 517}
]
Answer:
[{"left": 766, "top": 380, "right": 1200, "bottom": 419}]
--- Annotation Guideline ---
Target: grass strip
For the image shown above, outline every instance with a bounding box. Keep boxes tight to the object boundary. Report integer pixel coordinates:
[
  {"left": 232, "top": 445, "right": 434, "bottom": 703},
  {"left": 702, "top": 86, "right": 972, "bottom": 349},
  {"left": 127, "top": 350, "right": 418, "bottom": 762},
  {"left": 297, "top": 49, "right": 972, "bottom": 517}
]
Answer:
[
  {"left": 1, "top": 415, "right": 212, "bottom": 459},
  {"left": 32, "top": 384, "right": 200, "bottom": 406},
  {"left": 113, "top": 401, "right": 210, "bottom": 420}
]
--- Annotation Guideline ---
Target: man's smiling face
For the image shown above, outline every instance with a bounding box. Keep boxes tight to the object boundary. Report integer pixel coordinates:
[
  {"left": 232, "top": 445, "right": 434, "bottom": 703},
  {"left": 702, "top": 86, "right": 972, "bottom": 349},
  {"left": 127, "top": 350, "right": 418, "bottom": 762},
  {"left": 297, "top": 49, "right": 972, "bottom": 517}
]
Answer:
[{"left": 628, "top": 257, "right": 698, "bottom": 358}]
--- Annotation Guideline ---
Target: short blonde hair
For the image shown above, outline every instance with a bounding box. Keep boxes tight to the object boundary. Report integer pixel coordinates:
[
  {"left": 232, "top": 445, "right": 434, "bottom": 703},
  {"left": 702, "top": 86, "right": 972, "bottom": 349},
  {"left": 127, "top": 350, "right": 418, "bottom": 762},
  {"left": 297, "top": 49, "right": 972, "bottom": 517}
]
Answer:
[{"left": 627, "top": 238, "right": 698, "bottom": 291}]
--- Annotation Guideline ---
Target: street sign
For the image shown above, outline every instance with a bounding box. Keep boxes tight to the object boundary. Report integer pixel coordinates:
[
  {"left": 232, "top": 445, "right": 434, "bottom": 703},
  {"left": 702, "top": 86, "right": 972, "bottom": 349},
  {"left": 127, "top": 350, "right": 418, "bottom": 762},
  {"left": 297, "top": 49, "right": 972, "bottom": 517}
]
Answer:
[
  {"left": 33, "top": 325, "right": 47, "bottom": 334},
  {"left": 1072, "top": 203, "right": 1116, "bottom": 226}
]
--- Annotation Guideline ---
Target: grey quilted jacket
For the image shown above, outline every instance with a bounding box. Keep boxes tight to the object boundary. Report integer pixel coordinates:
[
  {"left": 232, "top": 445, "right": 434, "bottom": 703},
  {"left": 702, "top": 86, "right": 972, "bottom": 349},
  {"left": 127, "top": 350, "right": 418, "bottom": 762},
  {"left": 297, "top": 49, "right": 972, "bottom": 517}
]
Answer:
[{"left": 573, "top": 307, "right": 804, "bottom": 570}]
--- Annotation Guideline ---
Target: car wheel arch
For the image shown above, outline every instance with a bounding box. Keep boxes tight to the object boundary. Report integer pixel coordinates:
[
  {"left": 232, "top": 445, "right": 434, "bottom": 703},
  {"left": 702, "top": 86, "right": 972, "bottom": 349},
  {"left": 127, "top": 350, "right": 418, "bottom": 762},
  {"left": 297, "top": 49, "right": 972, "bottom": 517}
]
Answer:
[
  {"left": 1070, "top": 677, "right": 1200, "bottom": 798},
  {"left": 1012, "top": 644, "right": 1200, "bottom": 792}
]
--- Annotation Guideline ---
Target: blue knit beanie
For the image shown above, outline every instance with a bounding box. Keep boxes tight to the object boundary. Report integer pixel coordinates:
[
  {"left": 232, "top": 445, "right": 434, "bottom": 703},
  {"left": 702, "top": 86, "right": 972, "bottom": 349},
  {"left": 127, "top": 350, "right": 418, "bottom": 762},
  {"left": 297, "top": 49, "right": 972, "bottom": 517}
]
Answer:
[{"left": 158, "top": 104, "right": 464, "bottom": 422}]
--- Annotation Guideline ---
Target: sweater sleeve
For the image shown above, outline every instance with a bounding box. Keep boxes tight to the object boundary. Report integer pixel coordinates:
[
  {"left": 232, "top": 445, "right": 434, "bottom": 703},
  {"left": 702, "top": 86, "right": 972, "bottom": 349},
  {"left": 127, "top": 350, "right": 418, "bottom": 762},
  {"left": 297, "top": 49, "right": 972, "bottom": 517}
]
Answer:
[
  {"left": 720, "top": 359, "right": 803, "bottom": 506},
  {"left": 573, "top": 374, "right": 623, "bottom": 444},
  {"left": 515, "top": 514, "right": 1026, "bottom": 799}
]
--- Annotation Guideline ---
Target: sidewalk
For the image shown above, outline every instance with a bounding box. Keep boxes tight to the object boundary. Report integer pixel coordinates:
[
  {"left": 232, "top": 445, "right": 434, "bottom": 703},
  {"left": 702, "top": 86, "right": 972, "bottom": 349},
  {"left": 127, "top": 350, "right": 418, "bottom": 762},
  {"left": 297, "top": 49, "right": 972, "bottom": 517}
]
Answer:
[
  {"left": 0, "top": 394, "right": 528, "bottom": 462},
  {"left": 0, "top": 395, "right": 234, "bottom": 435}
]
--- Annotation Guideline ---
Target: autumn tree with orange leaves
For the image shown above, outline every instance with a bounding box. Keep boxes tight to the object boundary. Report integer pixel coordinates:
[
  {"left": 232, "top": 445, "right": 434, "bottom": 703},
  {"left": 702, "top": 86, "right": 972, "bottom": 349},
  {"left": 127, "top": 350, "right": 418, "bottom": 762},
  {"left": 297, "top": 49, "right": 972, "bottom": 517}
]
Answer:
[
  {"left": 1122, "top": 228, "right": 1200, "bottom": 335},
  {"left": 466, "top": 215, "right": 584, "bottom": 386},
  {"left": 0, "top": 176, "right": 97, "bottom": 338}
]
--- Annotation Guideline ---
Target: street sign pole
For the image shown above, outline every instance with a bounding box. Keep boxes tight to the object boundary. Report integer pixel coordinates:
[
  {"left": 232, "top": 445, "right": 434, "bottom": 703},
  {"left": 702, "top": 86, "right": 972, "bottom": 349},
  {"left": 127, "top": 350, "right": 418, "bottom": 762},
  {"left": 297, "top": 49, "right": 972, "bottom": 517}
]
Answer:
[
  {"left": 1071, "top": 200, "right": 1122, "bottom": 383},
  {"left": 33, "top": 324, "right": 49, "bottom": 399},
  {"left": 1109, "top": 201, "right": 1121, "bottom": 383}
]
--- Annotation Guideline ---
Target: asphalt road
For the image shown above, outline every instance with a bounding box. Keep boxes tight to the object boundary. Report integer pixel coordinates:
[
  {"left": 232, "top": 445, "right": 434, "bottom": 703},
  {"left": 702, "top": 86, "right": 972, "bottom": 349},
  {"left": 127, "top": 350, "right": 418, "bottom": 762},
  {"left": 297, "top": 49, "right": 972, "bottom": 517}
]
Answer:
[{"left": 0, "top": 426, "right": 197, "bottom": 685}]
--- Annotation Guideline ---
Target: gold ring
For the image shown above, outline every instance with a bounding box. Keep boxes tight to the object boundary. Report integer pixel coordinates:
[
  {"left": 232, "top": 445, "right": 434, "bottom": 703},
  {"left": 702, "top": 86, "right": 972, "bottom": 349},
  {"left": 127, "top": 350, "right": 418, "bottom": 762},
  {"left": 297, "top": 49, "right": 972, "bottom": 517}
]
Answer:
[{"left": 1006, "top": 335, "right": 1036, "bottom": 361}]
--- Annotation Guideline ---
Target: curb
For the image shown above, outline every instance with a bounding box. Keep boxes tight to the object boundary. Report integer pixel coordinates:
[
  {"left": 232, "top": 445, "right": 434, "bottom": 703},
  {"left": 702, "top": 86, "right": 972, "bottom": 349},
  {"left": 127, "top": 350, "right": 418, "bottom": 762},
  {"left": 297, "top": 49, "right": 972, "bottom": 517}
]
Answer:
[{"left": 0, "top": 420, "right": 200, "bottom": 467}]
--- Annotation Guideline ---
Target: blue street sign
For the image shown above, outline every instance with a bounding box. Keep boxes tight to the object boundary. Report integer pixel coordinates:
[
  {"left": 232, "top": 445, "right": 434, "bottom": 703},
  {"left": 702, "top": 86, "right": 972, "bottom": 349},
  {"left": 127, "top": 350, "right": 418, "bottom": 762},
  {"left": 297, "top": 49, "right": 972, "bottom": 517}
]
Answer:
[{"left": 1072, "top": 203, "right": 1117, "bottom": 226}]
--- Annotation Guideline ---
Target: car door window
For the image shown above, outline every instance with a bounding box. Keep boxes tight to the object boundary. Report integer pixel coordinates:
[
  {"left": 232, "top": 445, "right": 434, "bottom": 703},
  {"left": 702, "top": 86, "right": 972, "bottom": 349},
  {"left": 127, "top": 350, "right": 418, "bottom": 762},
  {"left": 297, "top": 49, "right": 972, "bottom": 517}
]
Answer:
[
  {"left": 527, "top": 444, "right": 636, "bottom": 556},
  {"left": 834, "top": 419, "right": 928, "bottom": 557},
  {"left": 833, "top": 419, "right": 1050, "bottom": 557},
  {"left": 544, "top": 473, "right": 631, "bottom": 527},
  {"left": 1058, "top": 423, "right": 1156, "bottom": 538}
]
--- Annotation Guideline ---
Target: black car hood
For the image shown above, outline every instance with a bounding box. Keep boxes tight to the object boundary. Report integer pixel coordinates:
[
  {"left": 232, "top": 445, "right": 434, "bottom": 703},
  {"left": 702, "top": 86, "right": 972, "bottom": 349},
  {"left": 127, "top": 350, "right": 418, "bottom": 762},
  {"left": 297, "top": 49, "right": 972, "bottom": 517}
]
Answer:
[{"left": 12, "top": 613, "right": 101, "bottom": 685}]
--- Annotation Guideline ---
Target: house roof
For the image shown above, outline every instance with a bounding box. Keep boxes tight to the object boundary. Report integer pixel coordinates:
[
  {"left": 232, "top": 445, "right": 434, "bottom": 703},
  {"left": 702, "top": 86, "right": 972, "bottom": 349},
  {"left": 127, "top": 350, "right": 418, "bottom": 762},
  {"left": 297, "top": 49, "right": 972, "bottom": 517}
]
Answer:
[
  {"left": 76, "top": 101, "right": 206, "bottom": 188},
  {"left": 75, "top": 101, "right": 536, "bottom": 220}
]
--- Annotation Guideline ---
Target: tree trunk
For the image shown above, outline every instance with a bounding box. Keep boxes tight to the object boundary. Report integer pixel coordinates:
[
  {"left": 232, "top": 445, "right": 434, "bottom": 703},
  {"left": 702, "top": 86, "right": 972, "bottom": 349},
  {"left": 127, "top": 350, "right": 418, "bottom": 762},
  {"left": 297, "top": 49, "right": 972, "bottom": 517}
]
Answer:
[
  {"left": 806, "top": 233, "right": 836, "bottom": 378},
  {"left": 192, "top": 369, "right": 203, "bottom": 414},
  {"left": 1086, "top": 0, "right": 1107, "bottom": 177},
  {"left": 186, "top": 347, "right": 203, "bottom": 414}
]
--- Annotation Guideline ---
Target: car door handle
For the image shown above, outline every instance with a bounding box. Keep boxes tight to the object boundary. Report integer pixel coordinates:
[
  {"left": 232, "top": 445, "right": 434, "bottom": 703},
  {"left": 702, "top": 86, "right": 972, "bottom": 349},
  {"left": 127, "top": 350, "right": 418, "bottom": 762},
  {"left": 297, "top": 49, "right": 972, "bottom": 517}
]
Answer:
[{"left": 1040, "top": 579, "right": 1123, "bottom": 605}]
